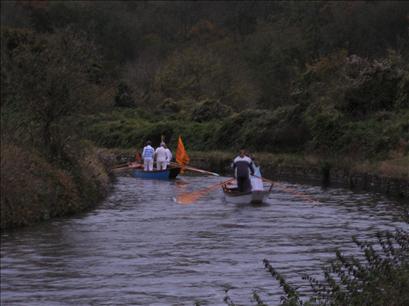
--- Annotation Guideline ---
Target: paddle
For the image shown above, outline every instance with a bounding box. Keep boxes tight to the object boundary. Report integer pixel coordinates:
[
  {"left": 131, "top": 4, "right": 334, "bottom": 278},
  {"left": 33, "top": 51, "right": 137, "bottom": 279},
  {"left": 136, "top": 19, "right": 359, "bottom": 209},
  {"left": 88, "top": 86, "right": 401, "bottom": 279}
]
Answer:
[
  {"left": 170, "top": 162, "right": 220, "bottom": 176},
  {"left": 112, "top": 162, "right": 144, "bottom": 171},
  {"left": 112, "top": 164, "right": 132, "bottom": 171},
  {"left": 176, "top": 177, "right": 235, "bottom": 204},
  {"left": 253, "top": 175, "right": 320, "bottom": 204},
  {"left": 112, "top": 162, "right": 129, "bottom": 168}
]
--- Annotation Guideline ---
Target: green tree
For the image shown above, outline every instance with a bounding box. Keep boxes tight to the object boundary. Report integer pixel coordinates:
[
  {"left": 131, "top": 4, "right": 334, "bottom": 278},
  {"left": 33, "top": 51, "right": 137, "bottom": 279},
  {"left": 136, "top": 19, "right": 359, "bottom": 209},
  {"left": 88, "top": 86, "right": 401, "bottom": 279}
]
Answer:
[{"left": 1, "top": 27, "right": 104, "bottom": 159}]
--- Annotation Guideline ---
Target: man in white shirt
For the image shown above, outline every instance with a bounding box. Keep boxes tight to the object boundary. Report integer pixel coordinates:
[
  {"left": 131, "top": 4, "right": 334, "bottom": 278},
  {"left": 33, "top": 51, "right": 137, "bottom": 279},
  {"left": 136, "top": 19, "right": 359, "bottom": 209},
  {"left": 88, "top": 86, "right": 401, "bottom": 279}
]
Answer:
[
  {"left": 142, "top": 140, "right": 155, "bottom": 171},
  {"left": 232, "top": 149, "right": 255, "bottom": 192},
  {"left": 155, "top": 142, "right": 168, "bottom": 170},
  {"left": 164, "top": 143, "right": 172, "bottom": 168}
]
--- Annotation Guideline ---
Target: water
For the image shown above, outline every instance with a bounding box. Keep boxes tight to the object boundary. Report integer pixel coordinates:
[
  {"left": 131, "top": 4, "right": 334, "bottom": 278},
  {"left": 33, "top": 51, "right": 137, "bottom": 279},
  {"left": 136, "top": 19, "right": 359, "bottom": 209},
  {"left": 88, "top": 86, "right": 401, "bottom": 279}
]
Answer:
[{"left": 1, "top": 176, "right": 407, "bottom": 305}]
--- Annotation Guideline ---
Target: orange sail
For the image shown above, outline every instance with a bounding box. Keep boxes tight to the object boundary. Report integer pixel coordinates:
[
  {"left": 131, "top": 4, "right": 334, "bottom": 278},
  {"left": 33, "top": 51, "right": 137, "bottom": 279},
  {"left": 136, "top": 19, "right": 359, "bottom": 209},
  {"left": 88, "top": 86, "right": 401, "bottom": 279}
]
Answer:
[{"left": 176, "top": 136, "right": 190, "bottom": 172}]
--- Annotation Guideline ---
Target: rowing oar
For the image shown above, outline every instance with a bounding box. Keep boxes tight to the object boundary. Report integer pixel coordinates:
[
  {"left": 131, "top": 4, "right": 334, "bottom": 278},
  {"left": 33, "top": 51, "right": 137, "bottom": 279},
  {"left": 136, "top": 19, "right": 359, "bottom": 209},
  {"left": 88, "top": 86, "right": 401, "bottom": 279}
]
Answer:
[
  {"left": 253, "top": 175, "right": 320, "bottom": 204},
  {"left": 112, "top": 163, "right": 131, "bottom": 171},
  {"left": 112, "top": 162, "right": 143, "bottom": 171},
  {"left": 176, "top": 177, "right": 235, "bottom": 204},
  {"left": 170, "top": 162, "right": 220, "bottom": 176}
]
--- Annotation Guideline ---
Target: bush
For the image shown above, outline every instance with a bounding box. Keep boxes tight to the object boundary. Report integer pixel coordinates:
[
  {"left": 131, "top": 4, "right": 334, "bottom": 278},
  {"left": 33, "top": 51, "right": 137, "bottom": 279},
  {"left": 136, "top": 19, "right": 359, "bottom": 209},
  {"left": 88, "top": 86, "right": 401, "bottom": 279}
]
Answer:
[
  {"left": 214, "top": 106, "right": 309, "bottom": 152},
  {"left": 224, "top": 228, "right": 409, "bottom": 306},
  {"left": 191, "top": 98, "right": 232, "bottom": 122},
  {"left": 157, "top": 98, "right": 181, "bottom": 114},
  {"left": 0, "top": 143, "right": 108, "bottom": 229},
  {"left": 304, "top": 103, "right": 345, "bottom": 153},
  {"left": 114, "top": 81, "right": 135, "bottom": 107}
]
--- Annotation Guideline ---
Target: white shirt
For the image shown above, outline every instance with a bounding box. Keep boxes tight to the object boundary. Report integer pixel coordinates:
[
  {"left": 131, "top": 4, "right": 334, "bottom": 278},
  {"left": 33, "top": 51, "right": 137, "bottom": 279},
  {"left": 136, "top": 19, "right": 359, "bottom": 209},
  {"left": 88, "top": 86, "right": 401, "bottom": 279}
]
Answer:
[
  {"left": 142, "top": 145, "right": 154, "bottom": 160},
  {"left": 165, "top": 148, "right": 172, "bottom": 162},
  {"left": 155, "top": 146, "right": 167, "bottom": 162},
  {"left": 233, "top": 156, "right": 253, "bottom": 164},
  {"left": 251, "top": 166, "right": 263, "bottom": 191}
]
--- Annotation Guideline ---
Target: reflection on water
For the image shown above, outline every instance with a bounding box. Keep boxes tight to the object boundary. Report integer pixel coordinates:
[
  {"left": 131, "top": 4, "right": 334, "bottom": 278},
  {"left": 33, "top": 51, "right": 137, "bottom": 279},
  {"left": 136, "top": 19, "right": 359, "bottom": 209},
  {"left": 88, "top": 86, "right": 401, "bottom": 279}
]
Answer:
[{"left": 1, "top": 176, "right": 407, "bottom": 305}]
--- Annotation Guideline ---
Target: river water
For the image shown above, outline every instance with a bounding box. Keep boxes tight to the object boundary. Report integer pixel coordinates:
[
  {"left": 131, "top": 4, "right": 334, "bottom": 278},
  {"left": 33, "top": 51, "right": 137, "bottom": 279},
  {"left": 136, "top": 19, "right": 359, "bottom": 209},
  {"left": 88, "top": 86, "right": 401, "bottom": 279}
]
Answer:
[{"left": 1, "top": 176, "right": 408, "bottom": 305}]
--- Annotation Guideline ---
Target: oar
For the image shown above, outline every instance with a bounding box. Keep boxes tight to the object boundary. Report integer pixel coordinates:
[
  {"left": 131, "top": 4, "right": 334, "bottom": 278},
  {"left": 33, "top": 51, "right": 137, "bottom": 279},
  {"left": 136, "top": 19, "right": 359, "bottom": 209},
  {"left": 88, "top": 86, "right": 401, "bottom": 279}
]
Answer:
[
  {"left": 253, "top": 175, "right": 320, "bottom": 204},
  {"left": 112, "top": 162, "right": 129, "bottom": 169},
  {"left": 176, "top": 177, "right": 235, "bottom": 204},
  {"left": 170, "top": 162, "right": 220, "bottom": 176},
  {"left": 112, "top": 162, "right": 143, "bottom": 171},
  {"left": 112, "top": 164, "right": 131, "bottom": 171}
]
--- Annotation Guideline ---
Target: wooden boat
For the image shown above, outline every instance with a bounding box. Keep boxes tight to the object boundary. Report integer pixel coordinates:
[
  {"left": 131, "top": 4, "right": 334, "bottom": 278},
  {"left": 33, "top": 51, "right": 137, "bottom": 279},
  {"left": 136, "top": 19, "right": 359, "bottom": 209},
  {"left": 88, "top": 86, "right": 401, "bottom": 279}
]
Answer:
[
  {"left": 131, "top": 166, "right": 181, "bottom": 180},
  {"left": 222, "top": 180, "right": 273, "bottom": 204}
]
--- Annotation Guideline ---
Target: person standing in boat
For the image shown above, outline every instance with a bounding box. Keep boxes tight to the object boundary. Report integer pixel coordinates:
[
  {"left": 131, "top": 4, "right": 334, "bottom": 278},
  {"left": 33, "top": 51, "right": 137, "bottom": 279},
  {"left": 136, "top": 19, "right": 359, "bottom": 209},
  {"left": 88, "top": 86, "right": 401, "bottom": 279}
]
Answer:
[
  {"left": 142, "top": 140, "right": 155, "bottom": 171},
  {"left": 232, "top": 149, "right": 255, "bottom": 192},
  {"left": 250, "top": 156, "right": 264, "bottom": 191},
  {"left": 155, "top": 142, "right": 168, "bottom": 170},
  {"left": 164, "top": 143, "right": 172, "bottom": 168}
]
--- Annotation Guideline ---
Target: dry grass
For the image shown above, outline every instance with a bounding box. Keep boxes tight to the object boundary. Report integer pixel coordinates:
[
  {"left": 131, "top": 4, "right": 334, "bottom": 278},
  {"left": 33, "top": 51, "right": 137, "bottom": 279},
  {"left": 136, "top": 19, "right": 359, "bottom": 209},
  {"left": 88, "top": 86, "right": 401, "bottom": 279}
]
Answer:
[
  {"left": 1, "top": 143, "right": 110, "bottom": 230},
  {"left": 353, "top": 156, "right": 409, "bottom": 179}
]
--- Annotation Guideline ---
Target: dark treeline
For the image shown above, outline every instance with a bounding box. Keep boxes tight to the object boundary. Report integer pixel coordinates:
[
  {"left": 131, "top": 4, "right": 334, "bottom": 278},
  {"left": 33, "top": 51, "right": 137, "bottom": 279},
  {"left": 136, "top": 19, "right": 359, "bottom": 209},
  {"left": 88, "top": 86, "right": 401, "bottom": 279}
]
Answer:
[
  {"left": 1, "top": 1, "right": 408, "bottom": 227},
  {"left": 4, "top": 1, "right": 407, "bottom": 108},
  {"left": 2, "top": 1, "right": 408, "bottom": 154}
]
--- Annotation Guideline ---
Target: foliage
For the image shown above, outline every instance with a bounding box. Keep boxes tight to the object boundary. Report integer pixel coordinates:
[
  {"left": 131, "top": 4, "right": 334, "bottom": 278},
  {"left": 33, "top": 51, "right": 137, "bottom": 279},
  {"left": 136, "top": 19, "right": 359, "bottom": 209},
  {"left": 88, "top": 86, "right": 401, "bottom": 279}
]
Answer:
[
  {"left": 300, "top": 231, "right": 409, "bottom": 305},
  {"left": 214, "top": 105, "right": 309, "bottom": 152},
  {"left": 224, "top": 228, "right": 409, "bottom": 305},
  {"left": 1, "top": 27, "right": 106, "bottom": 160},
  {"left": 156, "top": 98, "right": 181, "bottom": 115},
  {"left": 1, "top": 1, "right": 409, "bottom": 228},
  {"left": 0, "top": 142, "right": 109, "bottom": 229},
  {"left": 153, "top": 45, "right": 259, "bottom": 109},
  {"left": 84, "top": 109, "right": 222, "bottom": 151},
  {"left": 191, "top": 98, "right": 232, "bottom": 122},
  {"left": 114, "top": 81, "right": 135, "bottom": 107}
]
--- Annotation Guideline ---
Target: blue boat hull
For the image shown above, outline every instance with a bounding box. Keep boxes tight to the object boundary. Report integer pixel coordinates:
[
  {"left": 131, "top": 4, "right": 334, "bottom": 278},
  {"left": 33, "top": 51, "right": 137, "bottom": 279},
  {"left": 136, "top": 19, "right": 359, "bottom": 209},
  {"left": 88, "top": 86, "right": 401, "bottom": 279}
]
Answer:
[{"left": 132, "top": 167, "right": 180, "bottom": 180}]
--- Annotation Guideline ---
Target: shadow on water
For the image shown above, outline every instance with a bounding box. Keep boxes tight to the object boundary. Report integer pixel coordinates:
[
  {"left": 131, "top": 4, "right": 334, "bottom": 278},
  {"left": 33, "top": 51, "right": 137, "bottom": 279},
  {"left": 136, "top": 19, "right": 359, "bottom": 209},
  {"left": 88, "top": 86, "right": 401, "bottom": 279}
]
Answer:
[{"left": 1, "top": 175, "right": 408, "bottom": 305}]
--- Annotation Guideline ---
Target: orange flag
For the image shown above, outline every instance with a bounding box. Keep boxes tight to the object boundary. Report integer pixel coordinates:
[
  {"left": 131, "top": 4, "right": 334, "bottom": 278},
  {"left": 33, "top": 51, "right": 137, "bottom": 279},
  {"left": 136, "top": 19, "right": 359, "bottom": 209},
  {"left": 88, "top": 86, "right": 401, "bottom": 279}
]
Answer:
[{"left": 176, "top": 136, "right": 190, "bottom": 172}]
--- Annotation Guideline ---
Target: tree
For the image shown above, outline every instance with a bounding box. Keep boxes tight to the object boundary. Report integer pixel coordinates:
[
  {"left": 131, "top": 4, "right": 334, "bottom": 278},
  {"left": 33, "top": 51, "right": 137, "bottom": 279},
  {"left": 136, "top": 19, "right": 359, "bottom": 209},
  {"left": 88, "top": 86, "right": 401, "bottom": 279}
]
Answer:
[{"left": 1, "top": 27, "right": 103, "bottom": 159}]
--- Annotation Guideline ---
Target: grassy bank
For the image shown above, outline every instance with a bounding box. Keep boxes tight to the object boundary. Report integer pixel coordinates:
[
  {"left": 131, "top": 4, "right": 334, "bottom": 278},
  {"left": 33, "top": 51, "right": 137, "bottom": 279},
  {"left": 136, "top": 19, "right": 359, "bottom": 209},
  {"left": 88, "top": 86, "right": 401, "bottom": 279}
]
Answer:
[
  {"left": 0, "top": 143, "right": 110, "bottom": 230},
  {"left": 102, "top": 147, "right": 408, "bottom": 181},
  {"left": 190, "top": 151, "right": 409, "bottom": 180},
  {"left": 101, "top": 147, "right": 408, "bottom": 199}
]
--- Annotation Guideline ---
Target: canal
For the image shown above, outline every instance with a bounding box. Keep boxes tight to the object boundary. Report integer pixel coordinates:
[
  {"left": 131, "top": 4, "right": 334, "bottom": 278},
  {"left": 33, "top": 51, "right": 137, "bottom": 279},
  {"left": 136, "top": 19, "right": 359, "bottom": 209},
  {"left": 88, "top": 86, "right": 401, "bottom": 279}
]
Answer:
[{"left": 1, "top": 176, "right": 407, "bottom": 305}]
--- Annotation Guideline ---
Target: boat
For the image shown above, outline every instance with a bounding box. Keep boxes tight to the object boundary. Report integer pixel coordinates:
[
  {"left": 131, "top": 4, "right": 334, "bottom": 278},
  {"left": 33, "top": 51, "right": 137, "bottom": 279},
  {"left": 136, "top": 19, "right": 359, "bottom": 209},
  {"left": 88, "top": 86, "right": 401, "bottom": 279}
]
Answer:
[
  {"left": 222, "top": 180, "right": 273, "bottom": 204},
  {"left": 131, "top": 166, "right": 181, "bottom": 180}
]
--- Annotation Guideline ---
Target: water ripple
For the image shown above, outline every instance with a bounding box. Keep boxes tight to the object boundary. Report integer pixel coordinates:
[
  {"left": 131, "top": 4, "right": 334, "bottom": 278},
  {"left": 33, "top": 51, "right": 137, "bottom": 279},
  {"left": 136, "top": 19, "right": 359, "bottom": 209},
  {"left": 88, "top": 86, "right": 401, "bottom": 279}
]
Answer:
[{"left": 1, "top": 176, "right": 407, "bottom": 305}]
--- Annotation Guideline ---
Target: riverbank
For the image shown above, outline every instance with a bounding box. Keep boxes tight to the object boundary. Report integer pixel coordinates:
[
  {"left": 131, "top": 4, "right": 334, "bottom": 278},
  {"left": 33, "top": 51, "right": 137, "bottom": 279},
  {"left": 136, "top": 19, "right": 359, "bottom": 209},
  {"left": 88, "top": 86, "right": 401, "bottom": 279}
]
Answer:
[
  {"left": 0, "top": 144, "right": 111, "bottom": 230},
  {"left": 103, "top": 148, "right": 409, "bottom": 199},
  {"left": 190, "top": 151, "right": 409, "bottom": 199}
]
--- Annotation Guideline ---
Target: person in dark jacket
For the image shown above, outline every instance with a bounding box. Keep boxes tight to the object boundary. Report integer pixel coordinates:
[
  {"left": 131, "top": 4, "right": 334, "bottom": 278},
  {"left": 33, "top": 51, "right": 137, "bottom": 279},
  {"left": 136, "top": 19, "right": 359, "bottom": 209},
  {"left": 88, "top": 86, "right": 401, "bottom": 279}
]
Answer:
[{"left": 232, "top": 149, "right": 255, "bottom": 192}]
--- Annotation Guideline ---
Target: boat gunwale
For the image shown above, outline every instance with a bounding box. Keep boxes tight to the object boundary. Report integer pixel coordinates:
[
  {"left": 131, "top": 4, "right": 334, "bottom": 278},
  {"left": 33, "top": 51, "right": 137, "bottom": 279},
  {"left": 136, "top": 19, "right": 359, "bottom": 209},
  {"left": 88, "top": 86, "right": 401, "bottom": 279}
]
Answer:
[{"left": 132, "top": 166, "right": 181, "bottom": 179}]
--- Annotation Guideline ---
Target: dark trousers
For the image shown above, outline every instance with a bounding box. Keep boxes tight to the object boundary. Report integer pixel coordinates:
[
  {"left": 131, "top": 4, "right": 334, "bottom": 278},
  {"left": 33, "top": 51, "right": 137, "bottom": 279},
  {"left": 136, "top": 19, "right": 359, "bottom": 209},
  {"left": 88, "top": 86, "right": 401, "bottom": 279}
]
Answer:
[{"left": 237, "top": 176, "right": 251, "bottom": 192}]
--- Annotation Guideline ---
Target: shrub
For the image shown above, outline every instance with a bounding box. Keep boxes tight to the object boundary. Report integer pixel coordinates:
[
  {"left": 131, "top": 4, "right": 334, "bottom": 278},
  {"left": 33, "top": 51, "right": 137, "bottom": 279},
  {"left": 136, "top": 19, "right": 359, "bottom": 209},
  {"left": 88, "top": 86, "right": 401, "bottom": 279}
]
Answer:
[
  {"left": 304, "top": 103, "right": 345, "bottom": 153},
  {"left": 0, "top": 142, "right": 109, "bottom": 230},
  {"left": 224, "top": 228, "right": 409, "bottom": 306},
  {"left": 114, "top": 81, "right": 135, "bottom": 107},
  {"left": 191, "top": 98, "right": 232, "bottom": 122},
  {"left": 157, "top": 98, "right": 181, "bottom": 114},
  {"left": 214, "top": 106, "right": 309, "bottom": 152}
]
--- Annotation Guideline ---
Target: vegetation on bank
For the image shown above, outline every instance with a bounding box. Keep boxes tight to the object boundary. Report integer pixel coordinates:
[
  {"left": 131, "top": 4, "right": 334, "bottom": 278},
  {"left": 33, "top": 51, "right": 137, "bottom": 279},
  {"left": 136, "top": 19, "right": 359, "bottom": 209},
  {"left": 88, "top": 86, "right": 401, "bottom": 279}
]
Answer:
[
  {"left": 0, "top": 142, "right": 110, "bottom": 230},
  {"left": 82, "top": 51, "right": 408, "bottom": 172},
  {"left": 1, "top": 18, "right": 112, "bottom": 229},
  {"left": 1, "top": 1, "right": 408, "bottom": 227},
  {"left": 224, "top": 227, "right": 409, "bottom": 306}
]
